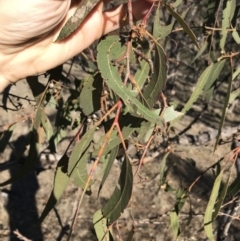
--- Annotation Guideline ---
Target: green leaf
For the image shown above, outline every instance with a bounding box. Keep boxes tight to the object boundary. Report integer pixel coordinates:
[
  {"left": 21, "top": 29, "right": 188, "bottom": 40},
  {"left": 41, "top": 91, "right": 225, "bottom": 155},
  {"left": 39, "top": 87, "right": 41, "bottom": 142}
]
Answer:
[
  {"left": 98, "top": 146, "right": 119, "bottom": 196},
  {"left": 41, "top": 113, "right": 53, "bottom": 141},
  {"left": 102, "top": 155, "right": 133, "bottom": 224},
  {"left": 172, "top": 0, "right": 183, "bottom": 8},
  {"left": 170, "top": 211, "right": 179, "bottom": 238},
  {"left": 170, "top": 187, "right": 188, "bottom": 238},
  {"left": 79, "top": 72, "right": 103, "bottom": 115},
  {"left": 70, "top": 154, "right": 92, "bottom": 192},
  {"left": 92, "top": 114, "right": 145, "bottom": 157},
  {"left": 232, "top": 65, "right": 240, "bottom": 80},
  {"left": 183, "top": 60, "right": 226, "bottom": 113},
  {"left": 226, "top": 175, "right": 240, "bottom": 198},
  {"left": 160, "top": 152, "right": 170, "bottom": 185},
  {"left": 191, "top": 41, "right": 208, "bottom": 64},
  {"left": 56, "top": 0, "right": 100, "bottom": 41},
  {"left": 214, "top": 68, "right": 233, "bottom": 151},
  {"left": 232, "top": 30, "right": 240, "bottom": 44},
  {"left": 162, "top": 106, "right": 183, "bottom": 122},
  {"left": 212, "top": 171, "right": 231, "bottom": 220},
  {"left": 220, "top": 0, "right": 236, "bottom": 51},
  {"left": 133, "top": 51, "right": 151, "bottom": 93},
  {"left": 204, "top": 171, "right": 223, "bottom": 241},
  {"left": 39, "top": 154, "right": 70, "bottom": 223},
  {"left": 67, "top": 127, "right": 96, "bottom": 190},
  {"left": 68, "top": 127, "right": 96, "bottom": 175},
  {"left": 229, "top": 88, "right": 240, "bottom": 105},
  {"left": 97, "top": 36, "right": 163, "bottom": 126},
  {"left": 143, "top": 44, "right": 167, "bottom": 107},
  {"left": 165, "top": 4, "right": 199, "bottom": 49},
  {"left": 170, "top": 60, "right": 226, "bottom": 127},
  {"left": 153, "top": 9, "right": 175, "bottom": 39},
  {"left": 93, "top": 209, "right": 114, "bottom": 241},
  {"left": 203, "top": 60, "right": 226, "bottom": 91}
]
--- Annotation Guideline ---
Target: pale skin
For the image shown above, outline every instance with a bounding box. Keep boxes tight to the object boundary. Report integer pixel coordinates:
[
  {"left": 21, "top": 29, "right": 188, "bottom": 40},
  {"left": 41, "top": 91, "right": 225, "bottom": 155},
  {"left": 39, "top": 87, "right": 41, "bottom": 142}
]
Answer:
[{"left": 0, "top": 0, "right": 156, "bottom": 92}]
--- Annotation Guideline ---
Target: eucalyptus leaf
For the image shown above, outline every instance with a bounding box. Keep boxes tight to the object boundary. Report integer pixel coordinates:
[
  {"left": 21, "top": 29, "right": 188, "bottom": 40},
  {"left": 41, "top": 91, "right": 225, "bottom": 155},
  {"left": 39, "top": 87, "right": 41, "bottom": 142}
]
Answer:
[
  {"left": 214, "top": 68, "right": 233, "bottom": 151},
  {"left": 165, "top": 4, "right": 199, "bottom": 49},
  {"left": 93, "top": 209, "right": 114, "bottom": 241},
  {"left": 56, "top": 0, "right": 100, "bottom": 41},
  {"left": 102, "top": 155, "right": 133, "bottom": 224},
  {"left": 204, "top": 171, "right": 223, "bottom": 241},
  {"left": 98, "top": 145, "right": 119, "bottom": 196},
  {"left": 67, "top": 126, "right": 96, "bottom": 191},
  {"left": 143, "top": 44, "right": 167, "bottom": 107},
  {"left": 220, "top": 0, "right": 236, "bottom": 51},
  {"left": 39, "top": 154, "right": 70, "bottom": 223},
  {"left": 97, "top": 35, "right": 163, "bottom": 126}
]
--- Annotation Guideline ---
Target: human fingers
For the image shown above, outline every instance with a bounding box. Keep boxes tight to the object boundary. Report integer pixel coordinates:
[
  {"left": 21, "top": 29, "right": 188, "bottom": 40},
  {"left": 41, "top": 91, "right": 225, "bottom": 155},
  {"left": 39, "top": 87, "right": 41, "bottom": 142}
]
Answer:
[
  {"left": 32, "top": 0, "right": 156, "bottom": 73},
  {"left": 0, "top": 0, "right": 158, "bottom": 90}
]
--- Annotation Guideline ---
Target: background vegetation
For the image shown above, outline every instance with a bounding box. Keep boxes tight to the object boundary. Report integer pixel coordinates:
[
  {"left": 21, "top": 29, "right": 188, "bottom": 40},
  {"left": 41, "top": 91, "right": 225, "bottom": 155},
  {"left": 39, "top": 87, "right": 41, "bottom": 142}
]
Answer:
[{"left": 1, "top": 0, "right": 240, "bottom": 240}]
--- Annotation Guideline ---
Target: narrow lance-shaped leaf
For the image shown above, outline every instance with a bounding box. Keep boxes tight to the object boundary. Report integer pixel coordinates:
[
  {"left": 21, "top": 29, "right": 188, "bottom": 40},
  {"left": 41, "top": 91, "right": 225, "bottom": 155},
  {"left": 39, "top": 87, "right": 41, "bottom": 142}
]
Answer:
[
  {"left": 97, "top": 35, "right": 163, "bottom": 126},
  {"left": 172, "top": 0, "right": 183, "bottom": 8},
  {"left": 212, "top": 171, "right": 231, "bottom": 220},
  {"left": 191, "top": 41, "right": 208, "bottom": 64},
  {"left": 159, "top": 152, "right": 170, "bottom": 185},
  {"left": 153, "top": 8, "right": 175, "bottom": 39},
  {"left": 133, "top": 51, "right": 151, "bottom": 94},
  {"left": 79, "top": 73, "right": 102, "bottom": 116},
  {"left": 41, "top": 112, "right": 53, "bottom": 142},
  {"left": 56, "top": 0, "right": 100, "bottom": 41},
  {"left": 39, "top": 154, "right": 70, "bottom": 223},
  {"left": 165, "top": 4, "right": 199, "bottom": 49},
  {"left": 68, "top": 126, "right": 96, "bottom": 175},
  {"left": 225, "top": 175, "right": 240, "bottom": 199},
  {"left": 102, "top": 155, "right": 133, "bottom": 224},
  {"left": 204, "top": 171, "right": 223, "bottom": 241},
  {"left": 92, "top": 114, "right": 145, "bottom": 157},
  {"left": 170, "top": 210, "right": 179, "bottom": 238},
  {"left": 170, "top": 188, "right": 187, "bottom": 238},
  {"left": 183, "top": 59, "right": 226, "bottom": 113},
  {"left": 67, "top": 127, "right": 96, "bottom": 190},
  {"left": 170, "top": 60, "right": 226, "bottom": 127},
  {"left": 153, "top": 2, "right": 188, "bottom": 40},
  {"left": 232, "top": 30, "right": 240, "bottom": 44},
  {"left": 143, "top": 43, "right": 167, "bottom": 107},
  {"left": 220, "top": 0, "right": 236, "bottom": 51},
  {"left": 226, "top": 65, "right": 240, "bottom": 104},
  {"left": 229, "top": 88, "right": 240, "bottom": 105},
  {"left": 70, "top": 152, "right": 93, "bottom": 192},
  {"left": 93, "top": 209, "right": 114, "bottom": 241},
  {"left": 92, "top": 106, "right": 181, "bottom": 158},
  {"left": 98, "top": 145, "right": 119, "bottom": 196},
  {"left": 214, "top": 66, "right": 233, "bottom": 151},
  {"left": 232, "top": 65, "right": 240, "bottom": 80},
  {"left": 203, "top": 60, "right": 226, "bottom": 91}
]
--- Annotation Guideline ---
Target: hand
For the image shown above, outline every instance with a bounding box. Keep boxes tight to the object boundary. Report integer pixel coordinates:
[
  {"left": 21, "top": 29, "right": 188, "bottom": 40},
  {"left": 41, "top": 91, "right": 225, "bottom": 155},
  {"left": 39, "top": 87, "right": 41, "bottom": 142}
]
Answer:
[{"left": 0, "top": 0, "right": 157, "bottom": 91}]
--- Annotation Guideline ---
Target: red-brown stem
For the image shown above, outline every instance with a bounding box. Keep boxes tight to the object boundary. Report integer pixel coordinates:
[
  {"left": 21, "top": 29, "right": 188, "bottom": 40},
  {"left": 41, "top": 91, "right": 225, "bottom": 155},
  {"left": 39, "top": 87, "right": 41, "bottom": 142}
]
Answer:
[
  {"left": 127, "top": 0, "right": 134, "bottom": 28},
  {"left": 134, "top": 134, "right": 154, "bottom": 177},
  {"left": 142, "top": 3, "right": 155, "bottom": 26},
  {"left": 67, "top": 100, "right": 127, "bottom": 240}
]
